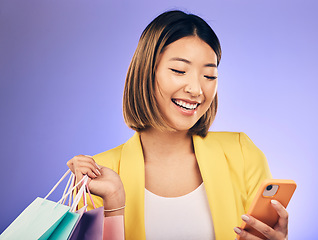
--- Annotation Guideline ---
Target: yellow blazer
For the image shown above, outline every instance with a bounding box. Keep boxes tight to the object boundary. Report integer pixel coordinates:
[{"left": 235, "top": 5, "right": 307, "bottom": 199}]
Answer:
[{"left": 85, "top": 132, "right": 272, "bottom": 240}]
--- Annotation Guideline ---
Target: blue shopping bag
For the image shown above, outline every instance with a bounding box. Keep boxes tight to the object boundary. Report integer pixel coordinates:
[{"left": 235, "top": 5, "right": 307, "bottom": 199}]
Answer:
[
  {"left": 47, "top": 173, "right": 89, "bottom": 240},
  {"left": 67, "top": 206, "right": 87, "bottom": 239},
  {"left": 0, "top": 170, "right": 88, "bottom": 240},
  {"left": 0, "top": 197, "right": 70, "bottom": 240}
]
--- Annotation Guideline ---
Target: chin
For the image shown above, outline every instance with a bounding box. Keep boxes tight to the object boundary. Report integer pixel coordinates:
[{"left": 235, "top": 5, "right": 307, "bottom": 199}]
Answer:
[{"left": 168, "top": 123, "right": 197, "bottom": 133}]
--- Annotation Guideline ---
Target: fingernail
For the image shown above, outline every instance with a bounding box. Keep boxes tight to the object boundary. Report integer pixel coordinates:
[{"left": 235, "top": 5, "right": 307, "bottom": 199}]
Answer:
[
  {"left": 271, "top": 199, "right": 278, "bottom": 204},
  {"left": 241, "top": 214, "right": 249, "bottom": 221},
  {"left": 95, "top": 162, "right": 101, "bottom": 169},
  {"left": 96, "top": 169, "right": 101, "bottom": 175},
  {"left": 234, "top": 227, "right": 241, "bottom": 234}
]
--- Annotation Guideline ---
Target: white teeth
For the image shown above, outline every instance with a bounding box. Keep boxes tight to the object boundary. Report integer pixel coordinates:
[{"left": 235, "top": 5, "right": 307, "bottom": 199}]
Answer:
[{"left": 174, "top": 99, "right": 198, "bottom": 110}]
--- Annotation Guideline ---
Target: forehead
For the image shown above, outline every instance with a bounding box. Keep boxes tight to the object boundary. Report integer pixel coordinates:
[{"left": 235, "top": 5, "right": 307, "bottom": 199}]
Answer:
[{"left": 159, "top": 36, "right": 217, "bottom": 64}]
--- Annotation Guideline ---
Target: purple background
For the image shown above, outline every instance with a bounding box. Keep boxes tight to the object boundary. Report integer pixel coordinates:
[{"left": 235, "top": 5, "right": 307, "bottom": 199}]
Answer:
[{"left": 1, "top": 0, "right": 317, "bottom": 238}]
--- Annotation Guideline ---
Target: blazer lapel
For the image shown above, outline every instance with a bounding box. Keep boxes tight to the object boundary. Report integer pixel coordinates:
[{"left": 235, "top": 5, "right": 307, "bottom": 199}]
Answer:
[
  {"left": 193, "top": 135, "right": 238, "bottom": 240},
  {"left": 119, "top": 132, "right": 146, "bottom": 240},
  {"left": 119, "top": 133, "right": 238, "bottom": 240}
]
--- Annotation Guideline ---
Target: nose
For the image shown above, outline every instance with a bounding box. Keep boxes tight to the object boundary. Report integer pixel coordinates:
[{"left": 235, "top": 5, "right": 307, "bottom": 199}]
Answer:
[{"left": 184, "top": 75, "right": 202, "bottom": 97}]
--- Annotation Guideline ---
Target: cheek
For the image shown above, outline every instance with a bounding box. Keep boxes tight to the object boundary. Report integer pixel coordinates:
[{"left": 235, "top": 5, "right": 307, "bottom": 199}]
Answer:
[
  {"left": 154, "top": 77, "right": 172, "bottom": 109},
  {"left": 155, "top": 72, "right": 180, "bottom": 99},
  {"left": 211, "top": 82, "right": 218, "bottom": 99},
  {"left": 204, "top": 81, "right": 218, "bottom": 102}
]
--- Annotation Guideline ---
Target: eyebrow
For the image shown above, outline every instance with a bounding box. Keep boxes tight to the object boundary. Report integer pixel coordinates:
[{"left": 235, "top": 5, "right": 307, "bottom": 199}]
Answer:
[{"left": 169, "top": 57, "right": 217, "bottom": 68}]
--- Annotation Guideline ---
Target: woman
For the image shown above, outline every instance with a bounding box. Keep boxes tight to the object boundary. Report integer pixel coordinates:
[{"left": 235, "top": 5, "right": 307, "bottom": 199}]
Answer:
[{"left": 67, "top": 10, "right": 289, "bottom": 240}]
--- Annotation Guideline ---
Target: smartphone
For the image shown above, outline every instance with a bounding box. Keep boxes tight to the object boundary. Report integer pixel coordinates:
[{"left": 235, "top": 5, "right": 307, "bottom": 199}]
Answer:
[{"left": 237, "top": 179, "right": 297, "bottom": 240}]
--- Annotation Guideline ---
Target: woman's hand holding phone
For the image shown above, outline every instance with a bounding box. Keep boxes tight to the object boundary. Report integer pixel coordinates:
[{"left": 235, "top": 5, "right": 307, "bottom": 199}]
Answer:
[
  {"left": 234, "top": 200, "right": 289, "bottom": 239},
  {"left": 234, "top": 179, "right": 296, "bottom": 240},
  {"left": 67, "top": 155, "right": 126, "bottom": 216}
]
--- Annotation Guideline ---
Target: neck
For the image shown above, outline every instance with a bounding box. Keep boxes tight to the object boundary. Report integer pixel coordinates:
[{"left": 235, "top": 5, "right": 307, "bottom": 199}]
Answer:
[{"left": 140, "top": 128, "right": 194, "bottom": 164}]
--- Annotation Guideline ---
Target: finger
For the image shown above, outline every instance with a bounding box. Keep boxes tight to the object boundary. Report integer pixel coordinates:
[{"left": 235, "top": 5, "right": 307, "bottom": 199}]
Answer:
[
  {"left": 234, "top": 227, "right": 264, "bottom": 240},
  {"left": 67, "top": 155, "right": 85, "bottom": 173},
  {"left": 240, "top": 214, "right": 275, "bottom": 239},
  {"left": 86, "top": 169, "right": 97, "bottom": 179},
  {"left": 75, "top": 155, "right": 101, "bottom": 175},
  {"left": 271, "top": 200, "right": 289, "bottom": 231},
  {"left": 84, "top": 156, "right": 102, "bottom": 172},
  {"left": 70, "top": 155, "right": 101, "bottom": 176},
  {"left": 76, "top": 166, "right": 97, "bottom": 179},
  {"left": 75, "top": 160, "right": 101, "bottom": 177},
  {"left": 74, "top": 168, "right": 97, "bottom": 188},
  {"left": 95, "top": 162, "right": 102, "bottom": 170},
  {"left": 72, "top": 154, "right": 93, "bottom": 164},
  {"left": 67, "top": 155, "right": 85, "bottom": 174},
  {"left": 66, "top": 159, "right": 74, "bottom": 173}
]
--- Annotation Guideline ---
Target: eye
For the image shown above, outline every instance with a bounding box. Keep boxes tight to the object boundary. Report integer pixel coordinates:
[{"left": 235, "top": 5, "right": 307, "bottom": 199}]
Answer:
[
  {"left": 170, "top": 68, "right": 185, "bottom": 74},
  {"left": 204, "top": 75, "right": 217, "bottom": 80}
]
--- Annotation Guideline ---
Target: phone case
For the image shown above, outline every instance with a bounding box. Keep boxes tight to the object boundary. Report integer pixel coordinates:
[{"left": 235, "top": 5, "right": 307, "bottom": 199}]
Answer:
[{"left": 237, "top": 179, "right": 297, "bottom": 240}]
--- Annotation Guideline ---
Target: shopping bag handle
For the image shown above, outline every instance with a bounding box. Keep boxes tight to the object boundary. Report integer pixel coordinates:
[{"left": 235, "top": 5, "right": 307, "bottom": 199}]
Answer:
[
  {"left": 44, "top": 169, "right": 71, "bottom": 200},
  {"left": 69, "top": 175, "right": 96, "bottom": 211},
  {"left": 57, "top": 175, "right": 88, "bottom": 205},
  {"left": 70, "top": 176, "right": 88, "bottom": 212},
  {"left": 86, "top": 185, "right": 96, "bottom": 209},
  {"left": 43, "top": 169, "right": 97, "bottom": 211},
  {"left": 66, "top": 173, "right": 97, "bottom": 210},
  {"left": 61, "top": 171, "right": 75, "bottom": 205}
]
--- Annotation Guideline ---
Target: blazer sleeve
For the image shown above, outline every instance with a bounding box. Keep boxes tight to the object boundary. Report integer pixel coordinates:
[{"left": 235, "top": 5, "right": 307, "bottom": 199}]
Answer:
[{"left": 239, "top": 132, "right": 272, "bottom": 212}]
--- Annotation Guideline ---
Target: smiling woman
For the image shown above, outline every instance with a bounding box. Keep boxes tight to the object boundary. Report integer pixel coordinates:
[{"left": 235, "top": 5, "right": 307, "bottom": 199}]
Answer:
[
  {"left": 154, "top": 36, "right": 218, "bottom": 131},
  {"left": 123, "top": 10, "right": 221, "bottom": 137},
  {"left": 66, "top": 10, "right": 289, "bottom": 240}
]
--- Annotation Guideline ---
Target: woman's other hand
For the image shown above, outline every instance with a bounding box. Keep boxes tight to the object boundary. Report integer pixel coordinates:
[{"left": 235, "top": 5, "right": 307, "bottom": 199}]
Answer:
[
  {"left": 234, "top": 200, "right": 288, "bottom": 240},
  {"left": 67, "top": 155, "right": 125, "bottom": 216}
]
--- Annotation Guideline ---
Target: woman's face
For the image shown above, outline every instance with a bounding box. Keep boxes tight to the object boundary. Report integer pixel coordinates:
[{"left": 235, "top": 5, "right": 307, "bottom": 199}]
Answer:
[{"left": 155, "top": 36, "right": 218, "bottom": 132}]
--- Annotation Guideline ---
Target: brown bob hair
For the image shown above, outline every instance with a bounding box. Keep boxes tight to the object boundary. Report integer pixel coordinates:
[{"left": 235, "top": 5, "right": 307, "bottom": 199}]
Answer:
[{"left": 123, "top": 10, "right": 221, "bottom": 137}]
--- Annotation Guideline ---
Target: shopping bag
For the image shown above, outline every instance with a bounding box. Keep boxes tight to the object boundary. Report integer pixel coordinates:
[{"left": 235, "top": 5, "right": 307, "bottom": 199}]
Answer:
[
  {"left": 0, "top": 170, "right": 87, "bottom": 240},
  {"left": 69, "top": 183, "right": 104, "bottom": 240},
  {"left": 0, "top": 197, "right": 70, "bottom": 240},
  {"left": 69, "top": 207, "right": 104, "bottom": 240},
  {"left": 48, "top": 172, "right": 89, "bottom": 240},
  {"left": 47, "top": 211, "right": 80, "bottom": 240},
  {"left": 67, "top": 206, "right": 87, "bottom": 238}
]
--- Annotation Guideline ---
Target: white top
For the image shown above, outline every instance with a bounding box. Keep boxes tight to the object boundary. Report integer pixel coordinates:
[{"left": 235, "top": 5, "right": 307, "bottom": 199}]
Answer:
[{"left": 144, "top": 183, "right": 215, "bottom": 240}]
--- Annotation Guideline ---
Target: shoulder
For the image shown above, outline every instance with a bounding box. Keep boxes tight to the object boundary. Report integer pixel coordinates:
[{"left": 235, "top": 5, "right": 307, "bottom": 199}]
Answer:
[
  {"left": 204, "top": 131, "right": 258, "bottom": 147},
  {"left": 92, "top": 143, "right": 124, "bottom": 172},
  {"left": 203, "top": 132, "right": 271, "bottom": 210},
  {"left": 92, "top": 132, "right": 141, "bottom": 172},
  {"left": 203, "top": 131, "right": 253, "bottom": 148},
  {"left": 202, "top": 131, "right": 267, "bottom": 166},
  {"left": 204, "top": 131, "right": 241, "bottom": 143},
  {"left": 204, "top": 131, "right": 271, "bottom": 180}
]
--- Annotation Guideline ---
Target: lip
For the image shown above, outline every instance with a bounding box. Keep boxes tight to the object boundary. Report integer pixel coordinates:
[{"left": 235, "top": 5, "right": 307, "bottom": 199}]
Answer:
[
  {"left": 171, "top": 98, "right": 200, "bottom": 116},
  {"left": 172, "top": 98, "right": 201, "bottom": 104}
]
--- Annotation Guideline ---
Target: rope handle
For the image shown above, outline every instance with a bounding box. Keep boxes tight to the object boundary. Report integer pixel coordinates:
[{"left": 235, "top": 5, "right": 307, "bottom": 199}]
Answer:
[
  {"left": 61, "top": 172, "right": 97, "bottom": 211},
  {"left": 69, "top": 176, "right": 88, "bottom": 212},
  {"left": 57, "top": 175, "right": 88, "bottom": 205},
  {"left": 86, "top": 184, "right": 96, "bottom": 209},
  {"left": 44, "top": 169, "right": 71, "bottom": 200},
  {"left": 42, "top": 169, "right": 97, "bottom": 211}
]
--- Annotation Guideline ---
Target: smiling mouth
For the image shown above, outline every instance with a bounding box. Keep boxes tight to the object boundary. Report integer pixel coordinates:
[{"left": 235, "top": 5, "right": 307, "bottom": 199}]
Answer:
[{"left": 171, "top": 99, "right": 200, "bottom": 110}]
